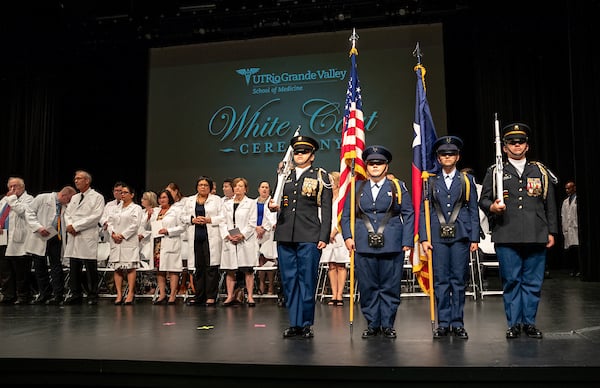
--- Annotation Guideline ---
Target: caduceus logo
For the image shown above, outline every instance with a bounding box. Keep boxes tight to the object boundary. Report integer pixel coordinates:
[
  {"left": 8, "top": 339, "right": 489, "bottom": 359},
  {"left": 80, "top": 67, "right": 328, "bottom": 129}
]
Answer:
[{"left": 236, "top": 68, "right": 260, "bottom": 85}]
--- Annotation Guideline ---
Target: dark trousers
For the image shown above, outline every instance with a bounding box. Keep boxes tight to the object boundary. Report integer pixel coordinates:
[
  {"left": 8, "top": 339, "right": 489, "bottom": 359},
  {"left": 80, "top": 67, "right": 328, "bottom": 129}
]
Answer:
[
  {"left": 192, "top": 238, "right": 219, "bottom": 301},
  {"left": 32, "top": 236, "right": 65, "bottom": 299},
  {"left": 68, "top": 258, "right": 98, "bottom": 299},
  {"left": 0, "top": 254, "right": 32, "bottom": 301}
]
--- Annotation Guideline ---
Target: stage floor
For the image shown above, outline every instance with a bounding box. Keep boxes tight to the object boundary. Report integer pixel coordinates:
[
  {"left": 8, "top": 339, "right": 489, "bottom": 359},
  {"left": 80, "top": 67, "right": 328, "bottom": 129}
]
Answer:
[{"left": 1, "top": 271, "right": 599, "bottom": 387}]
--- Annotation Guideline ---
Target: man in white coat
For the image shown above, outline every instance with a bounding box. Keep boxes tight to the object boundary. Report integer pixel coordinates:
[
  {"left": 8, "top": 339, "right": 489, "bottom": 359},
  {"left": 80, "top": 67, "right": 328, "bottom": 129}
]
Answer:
[
  {"left": 0, "top": 177, "right": 34, "bottom": 304},
  {"left": 561, "top": 180, "right": 579, "bottom": 277},
  {"left": 62, "top": 170, "right": 105, "bottom": 305},
  {"left": 25, "top": 186, "right": 76, "bottom": 304}
]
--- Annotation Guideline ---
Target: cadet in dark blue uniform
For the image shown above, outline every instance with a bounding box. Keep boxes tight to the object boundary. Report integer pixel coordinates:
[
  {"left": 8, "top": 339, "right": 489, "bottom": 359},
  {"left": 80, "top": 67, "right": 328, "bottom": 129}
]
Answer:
[
  {"left": 270, "top": 135, "right": 332, "bottom": 339},
  {"left": 420, "top": 136, "right": 480, "bottom": 339},
  {"left": 479, "top": 123, "right": 558, "bottom": 339},
  {"left": 341, "top": 146, "right": 414, "bottom": 339}
]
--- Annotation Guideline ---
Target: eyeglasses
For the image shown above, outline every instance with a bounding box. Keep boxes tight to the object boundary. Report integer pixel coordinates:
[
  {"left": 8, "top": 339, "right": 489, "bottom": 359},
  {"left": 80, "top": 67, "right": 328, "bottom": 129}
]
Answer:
[
  {"left": 507, "top": 139, "right": 526, "bottom": 145},
  {"left": 294, "top": 149, "right": 310, "bottom": 155},
  {"left": 367, "top": 161, "right": 386, "bottom": 166},
  {"left": 121, "top": 191, "right": 131, "bottom": 195}
]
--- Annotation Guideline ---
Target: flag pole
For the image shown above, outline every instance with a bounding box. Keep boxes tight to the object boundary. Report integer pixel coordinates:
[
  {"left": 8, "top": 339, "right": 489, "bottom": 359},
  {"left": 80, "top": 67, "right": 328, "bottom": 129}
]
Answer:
[
  {"left": 348, "top": 28, "right": 359, "bottom": 336},
  {"left": 413, "top": 42, "right": 436, "bottom": 332},
  {"left": 422, "top": 171, "right": 436, "bottom": 331}
]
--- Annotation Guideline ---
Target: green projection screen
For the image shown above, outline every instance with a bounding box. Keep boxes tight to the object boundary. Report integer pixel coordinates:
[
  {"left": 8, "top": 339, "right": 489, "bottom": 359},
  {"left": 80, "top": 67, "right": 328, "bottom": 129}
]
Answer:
[{"left": 147, "top": 24, "right": 445, "bottom": 195}]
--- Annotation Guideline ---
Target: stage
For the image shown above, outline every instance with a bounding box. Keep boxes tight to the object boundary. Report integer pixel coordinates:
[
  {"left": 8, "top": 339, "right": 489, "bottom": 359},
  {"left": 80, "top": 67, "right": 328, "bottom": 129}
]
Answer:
[{"left": 1, "top": 271, "right": 599, "bottom": 387}]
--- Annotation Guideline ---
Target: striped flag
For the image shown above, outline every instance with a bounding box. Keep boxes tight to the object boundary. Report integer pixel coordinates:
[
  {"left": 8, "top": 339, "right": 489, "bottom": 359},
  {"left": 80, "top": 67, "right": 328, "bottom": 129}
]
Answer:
[
  {"left": 337, "top": 46, "right": 367, "bottom": 224},
  {"left": 411, "top": 63, "right": 438, "bottom": 295}
]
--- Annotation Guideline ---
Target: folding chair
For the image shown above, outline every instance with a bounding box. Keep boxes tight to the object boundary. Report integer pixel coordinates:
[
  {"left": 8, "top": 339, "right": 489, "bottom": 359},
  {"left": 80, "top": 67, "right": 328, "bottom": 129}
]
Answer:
[{"left": 475, "top": 232, "right": 503, "bottom": 298}]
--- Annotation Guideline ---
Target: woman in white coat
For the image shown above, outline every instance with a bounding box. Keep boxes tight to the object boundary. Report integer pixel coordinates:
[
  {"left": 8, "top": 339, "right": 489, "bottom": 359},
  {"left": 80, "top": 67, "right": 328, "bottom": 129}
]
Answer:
[
  {"left": 255, "top": 180, "right": 278, "bottom": 295},
  {"left": 146, "top": 189, "right": 185, "bottom": 305},
  {"left": 181, "top": 176, "right": 224, "bottom": 306},
  {"left": 220, "top": 177, "right": 258, "bottom": 306},
  {"left": 107, "top": 184, "right": 143, "bottom": 305}
]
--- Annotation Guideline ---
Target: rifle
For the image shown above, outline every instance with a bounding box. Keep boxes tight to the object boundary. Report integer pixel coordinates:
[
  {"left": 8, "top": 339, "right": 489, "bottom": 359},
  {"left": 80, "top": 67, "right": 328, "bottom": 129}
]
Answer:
[
  {"left": 494, "top": 113, "right": 504, "bottom": 205},
  {"left": 272, "top": 125, "right": 301, "bottom": 208}
]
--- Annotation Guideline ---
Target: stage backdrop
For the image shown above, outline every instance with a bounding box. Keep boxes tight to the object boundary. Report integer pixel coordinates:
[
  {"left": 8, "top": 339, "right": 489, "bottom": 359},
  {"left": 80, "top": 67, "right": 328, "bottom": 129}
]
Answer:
[{"left": 147, "top": 24, "right": 445, "bottom": 195}]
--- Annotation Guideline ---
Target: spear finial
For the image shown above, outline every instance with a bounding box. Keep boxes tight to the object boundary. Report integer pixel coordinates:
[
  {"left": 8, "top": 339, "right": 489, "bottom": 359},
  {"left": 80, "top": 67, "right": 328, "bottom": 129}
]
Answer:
[
  {"left": 413, "top": 42, "right": 423, "bottom": 64},
  {"left": 349, "top": 28, "right": 359, "bottom": 49}
]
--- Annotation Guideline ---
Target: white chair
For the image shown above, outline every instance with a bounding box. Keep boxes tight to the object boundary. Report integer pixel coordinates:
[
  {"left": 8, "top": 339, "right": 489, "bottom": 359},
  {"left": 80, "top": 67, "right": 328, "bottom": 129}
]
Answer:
[{"left": 475, "top": 232, "right": 503, "bottom": 298}]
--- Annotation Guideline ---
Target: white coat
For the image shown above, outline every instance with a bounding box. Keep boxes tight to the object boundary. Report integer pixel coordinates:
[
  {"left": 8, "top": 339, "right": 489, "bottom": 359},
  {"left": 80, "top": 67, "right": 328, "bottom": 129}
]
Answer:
[
  {"left": 219, "top": 195, "right": 258, "bottom": 270},
  {"left": 255, "top": 197, "right": 277, "bottom": 260},
  {"left": 146, "top": 205, "right": 185, "bottom": 272},
  {"left": 138, "top": 208, "right": 154, "bottom": 266},
  {"left": 1, "top": 191, "right": 34, "bottom": 256},
  {"left": 63, "top": 188, "right": 105, "bottom": 260},
  {"left": 107, "top": 202, "right": 143, "bottom": 269},
  {"left": 561, "top": 194, "right": 578, "bottom": 249},
  {"left": 24, "top": 192, "right": 66, "bottom": 257},
  {"left": 180, "top": 193, "right": 225, "bottom": 268}
]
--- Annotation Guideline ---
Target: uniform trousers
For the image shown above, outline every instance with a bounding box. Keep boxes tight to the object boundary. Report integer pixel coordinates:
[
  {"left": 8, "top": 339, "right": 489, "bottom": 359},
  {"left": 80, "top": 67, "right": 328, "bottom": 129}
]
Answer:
[
  {"left": 431, "top": 241, "right": 470, "bottom": 328},
  {"left": 495, "top": 244, "right": 546, "bottom": 327},
  {"left": 355, "top": 252, "right": 403, "bottom": 329},
  {"left": 277, "top": 242, "right": 320, "bottom": 328}
]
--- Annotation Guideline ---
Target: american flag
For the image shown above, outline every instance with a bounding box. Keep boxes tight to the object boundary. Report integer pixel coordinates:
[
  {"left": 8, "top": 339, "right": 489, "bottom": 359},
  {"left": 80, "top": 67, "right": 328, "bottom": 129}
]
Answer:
[
  {"left": 411, "top": 62, "right": 438, "bottom": 295},
  {"left": 337, "top": 46, "right": 367, "bottom": 224}
]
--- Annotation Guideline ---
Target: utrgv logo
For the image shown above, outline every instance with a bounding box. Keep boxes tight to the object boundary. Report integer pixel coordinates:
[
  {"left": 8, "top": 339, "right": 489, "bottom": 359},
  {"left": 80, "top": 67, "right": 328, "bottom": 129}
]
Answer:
[{"left": 236, "top": 68, "right": 260, "bottom": 85}]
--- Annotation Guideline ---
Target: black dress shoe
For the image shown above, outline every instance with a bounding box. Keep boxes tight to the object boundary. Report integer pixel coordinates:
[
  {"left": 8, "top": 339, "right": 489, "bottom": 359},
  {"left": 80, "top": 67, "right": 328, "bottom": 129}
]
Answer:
[
  {"left": 205, "top": 302, "right": 216, "bottom": 307},
  {"left": 282, "top": 326, "right": 301, "bottom": 338},
  {"left": 433, "top": 327, "right": 449, "bottom": 339},
  {"left": 30, "top": 296, "right": 50, "bottom": 305},
  {"left": 45, "top": 296, "right": 62, "bottom": 305},
  {"left": 361, "top": 327, "right": 380, "bottom": 339},
  {"left": 14, "top": 298, "right": 30, "bottom": 305},
  {"left": 522, "top": 324, "right": 543, "bottom": 339},
  {"left": 0, "top": 295, "right": 16, "bottom": 304},
  {"left": 152, "top": 297, "right": 167, "bottom": 305},
  {"left": 61, "top": 296, "right": 83, "bottom": 305},
  {"left": 506, "top": 325, "right": 521, "bottom": 339},
  {"left": 114, "top": 298, "right": 123, "bottom": 305},
  {"left": 301, "top": 326, "right": 314, "bottom": 338},
  {"left": 452, "top": 326, "right": 469, "bottom": 339},
  {"left": 87, "top": 298, "right": 98, "bottom": 305},
  {"left": 382, "top": 327, "right": 397, "bottom": 339},
  {"left": 123, "top": 300, "right": 134, "bottom": 306},
  {"left": 247, "top": 301, "right": 256, "bottom": 307},
  {"left": 186, "top": 298, "right": 204, "bottom": 306}
]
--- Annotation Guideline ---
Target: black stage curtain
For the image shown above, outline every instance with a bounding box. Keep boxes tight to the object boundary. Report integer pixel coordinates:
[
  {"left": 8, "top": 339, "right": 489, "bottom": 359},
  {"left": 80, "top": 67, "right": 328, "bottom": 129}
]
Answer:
[{"left": 1, "top": 1, "right": 598, "bottom": 280}]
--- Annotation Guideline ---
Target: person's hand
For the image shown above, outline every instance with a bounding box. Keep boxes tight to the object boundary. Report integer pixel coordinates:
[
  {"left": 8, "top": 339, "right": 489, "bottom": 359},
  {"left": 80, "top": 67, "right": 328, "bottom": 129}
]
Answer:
[
  {"left": 344, "top": 238, "right": 355, "bottom": 252},
  {"left": 421, "top": 241, "right": 433, "bottom": 252},
  {"left": 489, "top": 198, "right": 506, "bottom": 214}
]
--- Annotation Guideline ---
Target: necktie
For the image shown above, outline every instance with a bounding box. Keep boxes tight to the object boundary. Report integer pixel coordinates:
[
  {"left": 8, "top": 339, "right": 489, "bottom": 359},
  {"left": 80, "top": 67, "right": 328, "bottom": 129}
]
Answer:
[
  {"left": 372, "top": 183, "right": 380, "bottom": 198},
  {"left": 0, "top": 204, "right": 10, "bottom": 229},
  {"left": 79, "top": 194, "right": 84, "bottom": 204},
  {"left": 445, "top": 175, "right": 452, "bottom": 189},
  {"left": 56, "top": 202, "right": 62, "bottom": 240}
]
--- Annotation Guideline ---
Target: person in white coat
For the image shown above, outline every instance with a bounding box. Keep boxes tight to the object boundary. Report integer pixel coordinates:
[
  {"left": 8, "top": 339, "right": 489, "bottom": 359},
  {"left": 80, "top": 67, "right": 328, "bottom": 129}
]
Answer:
[
  {"left": 561, "top": 180, "right": 579, "bottom": 277},
  {"left": 138, "top": 191, "right": 158, "bottom": 266},
  {"left": 181, "top": 176, "right": 224, "bottom": 307},
  {"left": 146, "top": 189, "right": 185, "bottom": 305},
  {"left": 106, "top": 183, "right": 143, "bottom": 305},
  {"left": 0, "top": 177, "right": 34, "bottom": 304},
  {"left": 255, "top": 180, "right": 278, "bottom": 295},
  {"left": 220, "top": 177, "right": 258, "bottom": 306},
  {"left": 63, "top": 170, "right": 105, "bottom": 305},
  {"left": 24, "top": 185, "right": 76, "bottom": 305}
]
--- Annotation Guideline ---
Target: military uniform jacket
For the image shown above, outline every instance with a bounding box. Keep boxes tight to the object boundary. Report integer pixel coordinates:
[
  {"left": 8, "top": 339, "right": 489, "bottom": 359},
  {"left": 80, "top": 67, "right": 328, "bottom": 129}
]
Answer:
[
  {"left": 273, "top": 166, "right": 332, "bottom": 244},
  {"left": 479, "top": 160, "right": 558, "bottom": 244},
  {"left": 341, "top": 178, "right": 414, "bottom": 254},
  {"left": 419, "top": 173, "right": 480, "bottom": 243}
]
